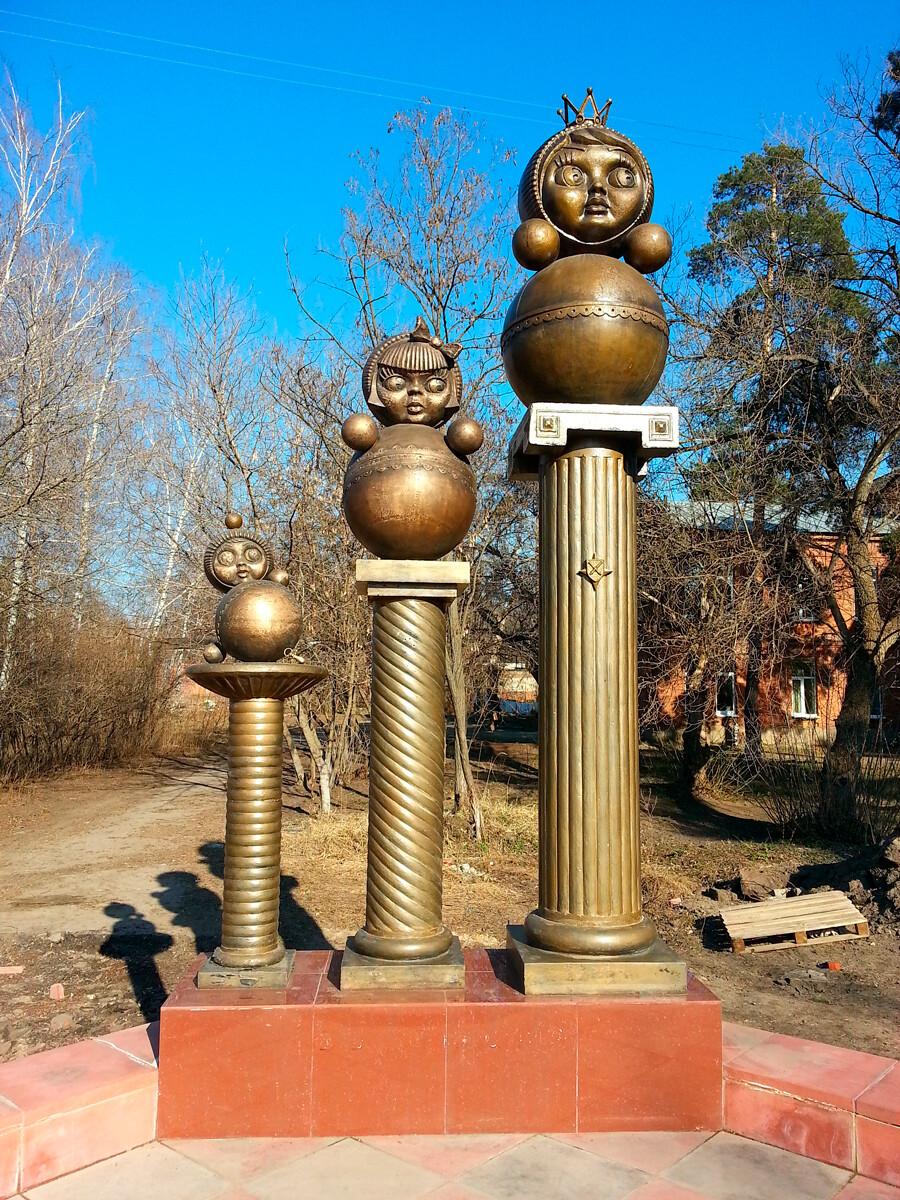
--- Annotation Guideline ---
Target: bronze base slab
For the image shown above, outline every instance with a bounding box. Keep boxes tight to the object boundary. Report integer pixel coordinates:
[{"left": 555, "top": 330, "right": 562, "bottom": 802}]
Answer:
[
  {"left": 197, "top": 950, "right": 296, "bottom": 990},
  {"left": 506, "top": 926, "right": 687, "bottom": 996},
  {"left": 340, "top": 937, "right": 465, "bottom": 991}
]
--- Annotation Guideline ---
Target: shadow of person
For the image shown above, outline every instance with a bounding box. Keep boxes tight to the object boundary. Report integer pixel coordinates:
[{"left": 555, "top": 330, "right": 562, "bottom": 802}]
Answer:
[
  {"left": 195, "top": 839, "right": 331, "bottom": 952},
  {"left": 152, "top": 869, "right": 221, "bottom": 955},
  {"left": 99, "top": 903, "right": 173, "bottom": 1023}
]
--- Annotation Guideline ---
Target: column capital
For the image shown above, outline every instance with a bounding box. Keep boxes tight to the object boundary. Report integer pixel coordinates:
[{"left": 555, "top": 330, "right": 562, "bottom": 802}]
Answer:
[
  {"left": 507, "top": 402, "right": 680, "bottom": 482},
  {"left": 355, "top": 558, "right": 470, "bottom": 601}
]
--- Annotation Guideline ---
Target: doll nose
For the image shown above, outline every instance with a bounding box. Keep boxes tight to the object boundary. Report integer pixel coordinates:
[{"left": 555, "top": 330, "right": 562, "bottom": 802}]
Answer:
[{"left": 407, "top": 378, "right": 424, "bottom": 397}]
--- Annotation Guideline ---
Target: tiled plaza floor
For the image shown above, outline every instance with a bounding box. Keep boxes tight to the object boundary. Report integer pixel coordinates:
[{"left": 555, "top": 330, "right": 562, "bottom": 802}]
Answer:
[{"left": 11, "top": 1131, "right": 898, "bottom": 1200}]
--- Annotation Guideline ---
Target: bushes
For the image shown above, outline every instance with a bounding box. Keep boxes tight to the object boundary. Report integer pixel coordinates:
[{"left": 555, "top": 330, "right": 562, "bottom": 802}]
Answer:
[{"left": 0, "top": 611, "right": 189, "bottom": 781}]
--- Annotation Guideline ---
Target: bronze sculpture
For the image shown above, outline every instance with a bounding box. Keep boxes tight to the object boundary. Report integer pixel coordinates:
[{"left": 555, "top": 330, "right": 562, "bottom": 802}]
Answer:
[
  {"left": 503, "top": 92, "right": 685, "bottom": 993},
  {"left": 340, "top": 319, "right": 482, "bottom": 988},
  {"left": 187, "top": 514, "right": 325, "bottom": 988}
]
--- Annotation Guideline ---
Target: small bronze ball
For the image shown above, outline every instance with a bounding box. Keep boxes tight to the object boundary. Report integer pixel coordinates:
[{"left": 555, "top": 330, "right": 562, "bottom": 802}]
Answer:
[
  {"left": 446, "top": 417, "right": 484, "bottom": 456},
  {"left": 513, "top": 219, "right": 560, "bottom": 272},
  {"left": 224, "top": 512, "right": 243, "bottom": 530},
  {"left": 268, "top": 567, "right": 290, "bottom": 586},
  {"left": 202, "top": 642, "right": 224, "bottom": 663},
  {"left": 623, "top": 223, "right": 672, "bottom": 274},
  {"left": 214, "top": 579, "right": 303, "bottom": 662},
  {"left": 342, "top": 413, "right": 379, "bottom": 452}
]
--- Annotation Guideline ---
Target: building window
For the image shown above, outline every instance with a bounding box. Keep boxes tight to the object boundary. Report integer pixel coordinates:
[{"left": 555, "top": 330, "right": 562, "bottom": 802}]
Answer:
[
  {"left": 795, "top": 580, "right": 813, "bottom": 623},
  {"left": 715, "top": 671, "right": 737, "bottom": 717},
  {"left": 871, "top": 687, "right": 883, "bottom": 721},
  {"left": 791, "top": 661, "right": 817, "bottom": 718}
]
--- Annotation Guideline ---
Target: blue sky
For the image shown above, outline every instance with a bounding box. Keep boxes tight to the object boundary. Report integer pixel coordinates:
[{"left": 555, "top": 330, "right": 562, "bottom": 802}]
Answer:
[{"left": 2, "top": 1, "right": 898, "bottom": 334}]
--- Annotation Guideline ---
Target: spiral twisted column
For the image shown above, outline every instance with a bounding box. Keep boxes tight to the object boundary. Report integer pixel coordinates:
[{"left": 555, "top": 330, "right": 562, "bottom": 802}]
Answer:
[
  {"left": 353, "top": 596, "right": 452, "bottom": 960},
  {"left": 524, "top": 440, "right": 657, "bottom": 957}
]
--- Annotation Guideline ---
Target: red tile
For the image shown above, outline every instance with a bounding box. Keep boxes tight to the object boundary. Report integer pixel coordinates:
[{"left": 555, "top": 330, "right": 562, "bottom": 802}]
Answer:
[
  {"left": 20, "top": 1082, "right": 157, "bottom": 1190},
  {"left": 311, "top": 1004, "right": 446, "bottom": 1136},
  {"left": 724, "top": 1079, "right": 854, "bottom": 1169},
  {"left": 726, "top": 1032, "right": 894, "bottom": 1111},
  {"left": 857, "top": 1117, "right": 900, "bottom": 1187},
  {"left": 577, "top": 980, "right": 722, "bottom": 1132},
  {"left": 361, "top": 1133, "right": 526, "bottom": 1176},
  {"left": 293, "top": 950, "right": 333, "bottom": 975},
  {"left": 446, "top": 1001, "right": 577, "bottom": 1133},
  {"left": 857, "top": 1063, "right": 900, "bottom": 1125},
  {"left": 94, "top": 1022, "right": 160, "bottom": 1067},
  {"left": 836, "top": 1177, "right": 900, "bottom": 1199},
  {"left": 0, "top": 1100, "right": 21, "bottom": 1200},
  {"left": 722, "top": 1022, "right": 774, "bottom": 1065},
  {"left": 627, "top": 1181, "right": 715, "bottom": 1199},
  {"left": 0, "top": 1039, "right": 155, "bottom": 1119},
  {"left": 157, "top": 1003, "right": 314, "bottom": 1139}
]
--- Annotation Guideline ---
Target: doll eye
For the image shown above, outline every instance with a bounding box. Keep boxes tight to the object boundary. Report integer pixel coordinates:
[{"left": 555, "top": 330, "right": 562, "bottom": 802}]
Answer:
[
  {"left": 609, "top": 165, "right": 636, "bottom": 188},
  {"left": 384, "top": 374, "right": 406, "bottom": 390},
  {"left": 217, "top": 550, "right": 234, "bottom": 566},
  {"left": 555, "top": 164, "right": 584, "bottom": 187},
  {"left": 245, "top": 547, "right": 262, "bottom": 562},
  {"left": 426, "top": 375, "right": 447, "bottom": 393}
]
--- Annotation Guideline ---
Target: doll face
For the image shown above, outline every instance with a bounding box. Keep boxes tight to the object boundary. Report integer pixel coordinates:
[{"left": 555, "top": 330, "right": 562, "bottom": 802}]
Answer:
[
  {"left": 376, "top": 365, "right": 451, "bottom": 425},
  {"left": 541, "top": 139, "right": 646, "bottom": 243},
  {"left": 212, "top": 537, "right": 268, "bottom": 587}
]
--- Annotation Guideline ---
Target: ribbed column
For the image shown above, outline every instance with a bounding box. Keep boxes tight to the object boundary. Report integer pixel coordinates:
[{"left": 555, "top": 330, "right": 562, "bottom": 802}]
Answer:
[
  {"left": 215, "top": 696, "right": 285, "bottom": 967},
  {"left": 525, "top": 442, "right": 657, "bottom": 956},
  {"left": 353, "top": 596, "right": 453, "bottom": 961}
]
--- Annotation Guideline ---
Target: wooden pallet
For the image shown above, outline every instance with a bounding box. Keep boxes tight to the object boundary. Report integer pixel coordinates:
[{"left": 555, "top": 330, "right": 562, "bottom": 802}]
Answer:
[{"left": 720, "top": 890, "right": 869, "bottom": 954}]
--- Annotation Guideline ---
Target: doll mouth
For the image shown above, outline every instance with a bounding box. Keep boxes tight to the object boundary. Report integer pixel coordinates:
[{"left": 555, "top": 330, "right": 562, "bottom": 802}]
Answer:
[
  {"left": 406, "top": 404, "right": 425, "bottom": 416},
  {"left": 584, "top": 202, "right": 610, "bottom": 216}
]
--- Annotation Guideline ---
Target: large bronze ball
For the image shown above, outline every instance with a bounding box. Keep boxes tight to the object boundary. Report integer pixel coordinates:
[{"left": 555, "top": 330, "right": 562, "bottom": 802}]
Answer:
[
  {"left": 501, "top": 255, "right": 669, "bottom": 408},
  {"left": 342, "top": 423, "right": 476, "bottom": 559},
  {"left": 214, "top": 580, "right": 303, "bottom": 662}
]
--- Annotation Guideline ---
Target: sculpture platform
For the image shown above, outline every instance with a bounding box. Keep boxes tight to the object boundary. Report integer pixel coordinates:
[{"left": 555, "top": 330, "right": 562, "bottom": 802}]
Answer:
[{"left": 156, "top": 948, "right": 722, "bottom": 1139}]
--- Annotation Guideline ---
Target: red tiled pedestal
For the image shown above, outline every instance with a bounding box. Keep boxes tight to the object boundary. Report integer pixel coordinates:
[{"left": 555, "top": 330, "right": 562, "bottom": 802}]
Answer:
[{"left": 157, "top": 949, "right": 722, "bottom": 1139}]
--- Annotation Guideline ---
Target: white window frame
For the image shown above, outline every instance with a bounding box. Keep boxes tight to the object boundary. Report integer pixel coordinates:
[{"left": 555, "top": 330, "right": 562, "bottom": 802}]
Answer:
[
  {"left": 715, "top": 670, "right": 737, "bottom": 718},
  {"left": 791, "top": 661, "right": 818, "bottom": 719}
]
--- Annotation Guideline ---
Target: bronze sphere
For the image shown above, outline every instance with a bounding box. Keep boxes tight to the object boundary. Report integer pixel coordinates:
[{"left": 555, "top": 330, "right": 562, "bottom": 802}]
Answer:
[
  {"left": 202, "top": 642, "right": 224, "bottom": 663},
  {"left": 224, "top": 512, "right": 243, "bottom": 530},
  {"left": 446, "top": 417, "right": 484, "bottom": 456},
  {"left": 214, "top": 579, "right": 303, "bottom": 662},
  {"left": 342, "top": 412, "right": 379, "bottom": 452},
  {"left": 623, "top": 223, "right": 672, "bottom": 274},
  {"left": 501, "top": 254, "right": 669, "bottom": 408},
  {"left": 342, "top": 423, "right": 476, "bottom": 559},
  {"left": 513, "top": 219, "right": 560, "bottom": 272}
]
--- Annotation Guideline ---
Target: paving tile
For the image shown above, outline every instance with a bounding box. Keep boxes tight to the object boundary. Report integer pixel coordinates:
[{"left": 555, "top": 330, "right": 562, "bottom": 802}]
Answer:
[
  {"left": 664, "top": 1131, "right": 851, "bottom": 1200},
  {"left": 856, "top": 1063, "right": 900, "bottom": 1125},
  {"left": 458, "top": 1134, "right": 648, "bottom": 1200},
  {"left": 856, "top": 1117, "right": 900, "bottom": 1187},
  {"left": 725, "top": 1033, "right": 894, "bottom": 1110},
  {"left": 835, "top": 1178, "right": 900, "bottom": 1199},
  {"left": 163, "top": 1137, "right": 335, "bottom": 1181},
  {"left": 555, "top": 1131, "right": 714, "bottom": 1173},
  {"left": 94, "top": 1023, "right": 160, "bottom": 1067},
  {"left": 0, "top": 1039, "right": 154, "bottom": 1117},
  {"left": 724, "top": 1079, "right": 854, "bottom": 1168},
  {"left": 0, "top": 1098, "right": 22, "bottom": 1200},
  {"left": 248, "top": 1137, "right": 443, "bottom": 1200},
  {"left": 626, "top": 1182, "right": 716, "bottom": 1200},
  {"left": 21, "top": 1083, "right": 157, "bottom": 1190},
  {"left": 361, "top": 1134, "right": 526, "bottom": 1177},
  {"left": 424, "top": 1186, "right": 499, "bottom": 1200},
  {"left": 721, "top": 1022, "right": 774, "bottom": 1065},
  {"left": 21, "top": 1142, "right": 226, "bottom": 1200}
]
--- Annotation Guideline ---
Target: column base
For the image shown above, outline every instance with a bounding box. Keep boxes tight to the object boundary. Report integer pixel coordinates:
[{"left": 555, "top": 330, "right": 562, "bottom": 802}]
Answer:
[
  {"left": 507, "top": 925, "right": 686, "bottom": 996},
  {"left": 197, "top": 950, "right": 295, "bottom": 990},
  {"left": 341, "top": 937, "right": 465, "bottom": 991}
]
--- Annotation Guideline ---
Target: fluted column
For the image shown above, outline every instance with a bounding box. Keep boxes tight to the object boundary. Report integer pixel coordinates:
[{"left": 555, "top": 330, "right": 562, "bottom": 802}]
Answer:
[
  {"left": 215, "top": 696, "right": 285, "bottom": 968},
  {"left": 524, "top": 440, "right": 656, "bottom": 956},
  {"left": 353, "top": 596, "right": 453, "bottom": 960}
]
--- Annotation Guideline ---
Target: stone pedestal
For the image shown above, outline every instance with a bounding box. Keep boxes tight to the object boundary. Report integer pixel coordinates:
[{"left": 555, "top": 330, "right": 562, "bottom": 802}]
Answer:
[
  {"left": 343, "top": 559, "right": 469, "bottom": 990},
  {"left": 508, "top": 404, "right": 684, "bottom": 992}
]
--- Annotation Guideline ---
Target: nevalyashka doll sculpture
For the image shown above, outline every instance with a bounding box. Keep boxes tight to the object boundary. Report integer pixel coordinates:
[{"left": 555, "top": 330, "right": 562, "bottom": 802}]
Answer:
[
  {"left": 341, "top": 316, "right": 483, "bottom": 560},
  {"left": 338, "top": 319, "right": 483, "bottom": 984}
]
